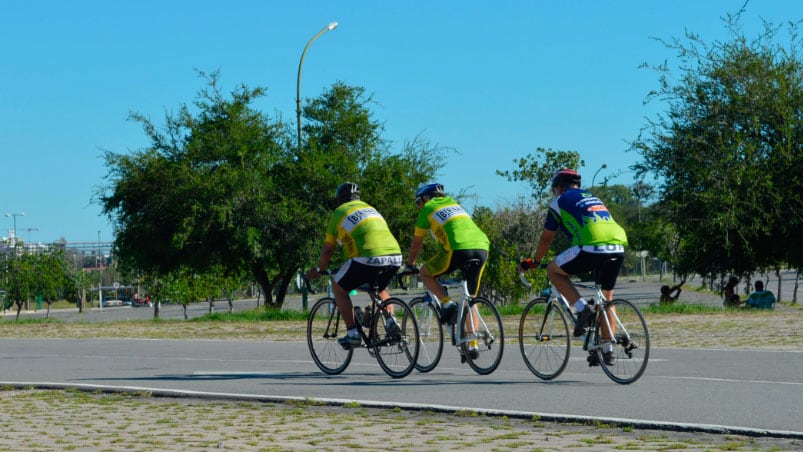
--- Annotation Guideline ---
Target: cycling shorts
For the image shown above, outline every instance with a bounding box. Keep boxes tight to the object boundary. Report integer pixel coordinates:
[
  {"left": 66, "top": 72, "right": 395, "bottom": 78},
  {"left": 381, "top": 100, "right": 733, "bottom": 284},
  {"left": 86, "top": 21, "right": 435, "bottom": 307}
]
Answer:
[
  {"left": 334, "top": 255, "right": 402, "bottom": 292},
  {"left": 424, "top": 248, "right": 488, "bottom": 297},
  {"left": 554, "top": 245, "right": 624, "bottom": 291}
]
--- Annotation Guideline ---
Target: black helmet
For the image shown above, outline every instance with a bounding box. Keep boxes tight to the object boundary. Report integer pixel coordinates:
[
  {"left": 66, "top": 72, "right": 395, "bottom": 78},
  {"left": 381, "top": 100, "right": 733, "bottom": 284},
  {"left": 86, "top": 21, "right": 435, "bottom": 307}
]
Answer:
[
  {"left": 334, "top": 182, "right": 360, "bottom": 205},
  {"left": 550, "top": 169, "right": 581, "bottom": 188},
  {"left": 414, "top": 183, "right": 445, "bottom": 204}
]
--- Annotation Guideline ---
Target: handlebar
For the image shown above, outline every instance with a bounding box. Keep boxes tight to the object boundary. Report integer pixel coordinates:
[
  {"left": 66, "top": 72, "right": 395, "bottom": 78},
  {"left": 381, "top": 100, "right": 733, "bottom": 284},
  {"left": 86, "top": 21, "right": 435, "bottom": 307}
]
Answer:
[{"left": 396, "top": 267, "right": 420, "bottom": 291}]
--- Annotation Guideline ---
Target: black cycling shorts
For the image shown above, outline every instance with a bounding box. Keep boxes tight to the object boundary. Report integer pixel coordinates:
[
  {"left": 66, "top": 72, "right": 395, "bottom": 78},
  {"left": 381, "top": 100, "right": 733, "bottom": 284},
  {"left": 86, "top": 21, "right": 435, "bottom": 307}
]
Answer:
[
  {"left": 555, "top": 246, "right": 624, "bottom": 291},
  {"left": 334, "top": 259, "right": 400, "bottom": 293}
]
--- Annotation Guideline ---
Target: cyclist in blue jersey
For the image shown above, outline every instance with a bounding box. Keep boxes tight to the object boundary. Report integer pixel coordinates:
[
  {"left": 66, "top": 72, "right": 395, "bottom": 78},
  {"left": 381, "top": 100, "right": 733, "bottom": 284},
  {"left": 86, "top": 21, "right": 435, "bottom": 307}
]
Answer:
[{"left": 519, "top": 169, "right": 627, "bottom": 365}]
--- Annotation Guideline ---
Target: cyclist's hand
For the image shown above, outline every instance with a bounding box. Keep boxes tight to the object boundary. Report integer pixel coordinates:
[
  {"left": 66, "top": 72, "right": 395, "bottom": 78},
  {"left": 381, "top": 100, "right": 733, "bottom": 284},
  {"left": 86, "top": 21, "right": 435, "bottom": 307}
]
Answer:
[
  {"left": 519, "top": 258, "right": 538, "bottom": 272},
  {"left": 305, "top": 267, "right": 321, "bottom": 281},
  {"left": 402, "top": 264, "right": 419, "bottom": 274}
]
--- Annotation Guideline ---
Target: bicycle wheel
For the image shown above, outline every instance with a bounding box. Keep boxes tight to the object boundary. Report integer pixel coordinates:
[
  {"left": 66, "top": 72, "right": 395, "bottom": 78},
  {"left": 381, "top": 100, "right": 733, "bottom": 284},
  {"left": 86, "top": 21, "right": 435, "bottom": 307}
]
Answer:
[
  {"left": 518, "top": 297, "right": 571, "bottom": 380},
  {"left": 460, "top": 297, "right": 504, "bottom": 375},
  {"left": 594, "top": 298, "right": 650, "bottom": 384},
  {"left": 408, "top": 296, "right": 444, "bottom": 373},
  {"left": 307, "top": 297, "right": 352, "bottom": 375},
  {"left": 372, "top": 297, "right": 420, "bottom": 378}
]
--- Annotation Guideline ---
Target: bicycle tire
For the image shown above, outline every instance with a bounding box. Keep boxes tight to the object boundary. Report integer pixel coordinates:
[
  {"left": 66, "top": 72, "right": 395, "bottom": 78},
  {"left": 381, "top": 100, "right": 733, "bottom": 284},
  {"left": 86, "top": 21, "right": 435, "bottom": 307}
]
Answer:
[
  {"left": 460, "top": 296, "right": 504, "bottom": 375},
  {"left": 518, "top": 297, "right": 571, "bottom": 380},
  {"left": 594, "top": 298, "right": 650, "bottom": 384},
  {"left": 307, "top": 297, "right": 353, "bottom": 375},
  {"left": 371, "top": 297, "right": 420, "bottom": 378},
  {"left": 408, "top": 296, "right": 444, "bottom": 373}
]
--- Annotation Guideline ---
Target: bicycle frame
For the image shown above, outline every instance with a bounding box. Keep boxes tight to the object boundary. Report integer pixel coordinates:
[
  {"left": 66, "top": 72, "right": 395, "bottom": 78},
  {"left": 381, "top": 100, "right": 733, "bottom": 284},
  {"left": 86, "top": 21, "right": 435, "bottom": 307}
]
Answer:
[{"left": 420, "top": 280, "right": 487, "bottom": 347}]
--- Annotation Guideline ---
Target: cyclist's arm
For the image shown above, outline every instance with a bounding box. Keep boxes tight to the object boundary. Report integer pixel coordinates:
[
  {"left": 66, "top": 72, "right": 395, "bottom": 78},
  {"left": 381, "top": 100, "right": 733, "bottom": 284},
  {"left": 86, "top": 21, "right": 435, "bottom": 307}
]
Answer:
[
  {"left": 307, "top": 241, "right": 336, "bottom": 280},
  {"left": 406, "top": 235, "right": 424, "bottom": 266},
  {"left": 533, "top": 228, "right": 556, "bottom": 264}
]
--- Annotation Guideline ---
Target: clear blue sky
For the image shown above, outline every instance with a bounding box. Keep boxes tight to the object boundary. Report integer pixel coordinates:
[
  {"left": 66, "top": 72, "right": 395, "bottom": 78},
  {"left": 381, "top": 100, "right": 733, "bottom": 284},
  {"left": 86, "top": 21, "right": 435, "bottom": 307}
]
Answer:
[{"left": 1, "top": 1, "right": 799, "bottom": 244}]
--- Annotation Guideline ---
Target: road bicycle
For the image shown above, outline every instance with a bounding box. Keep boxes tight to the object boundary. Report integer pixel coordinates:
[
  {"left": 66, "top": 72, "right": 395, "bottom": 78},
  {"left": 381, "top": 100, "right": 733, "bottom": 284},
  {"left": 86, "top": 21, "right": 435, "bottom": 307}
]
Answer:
[
  {"left": 399, "top": 259, "right": 504, "bottom": 375},
  {"left": 518, "top": 269, "right": 649, "bottom": 384},
  {"left": 306, "top": 268, "right": 420, "bottom": 378}
]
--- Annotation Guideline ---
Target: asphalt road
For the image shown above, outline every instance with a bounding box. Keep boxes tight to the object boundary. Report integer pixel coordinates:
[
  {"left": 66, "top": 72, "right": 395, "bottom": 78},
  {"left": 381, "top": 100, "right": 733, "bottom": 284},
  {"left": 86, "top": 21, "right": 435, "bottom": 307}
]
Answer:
[{"left": 1, "top": 338, "right": 801, "bottom": 436}]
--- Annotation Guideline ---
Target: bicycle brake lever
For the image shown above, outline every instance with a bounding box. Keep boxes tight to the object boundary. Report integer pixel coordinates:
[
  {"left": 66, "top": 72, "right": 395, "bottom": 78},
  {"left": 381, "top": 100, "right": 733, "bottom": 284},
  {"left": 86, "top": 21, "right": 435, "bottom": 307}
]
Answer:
[{"left": 519, "top": 271, "right": 532, "bottom": 289}]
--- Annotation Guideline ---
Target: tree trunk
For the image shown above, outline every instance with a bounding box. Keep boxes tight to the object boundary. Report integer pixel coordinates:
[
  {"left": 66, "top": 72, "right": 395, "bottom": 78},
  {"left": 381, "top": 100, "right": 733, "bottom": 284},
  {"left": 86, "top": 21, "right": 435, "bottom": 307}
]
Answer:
[
  {"left": 251, "top": 261, "right": 274, "bottom": 307},
  {"left": 182, "top": 303, "right": 188, "bottom": 320},
  {"left": 793, "top": 268, "right": 800, "bottom": 305},
  {"left": 775, "top": 267, "right": 782, "bottom": 303},
  {"left": 153, "top": 301, "right": 160, "bottom": 318},
  {"left": 15, "top": 302, "right": 22, "bottom": 321}
]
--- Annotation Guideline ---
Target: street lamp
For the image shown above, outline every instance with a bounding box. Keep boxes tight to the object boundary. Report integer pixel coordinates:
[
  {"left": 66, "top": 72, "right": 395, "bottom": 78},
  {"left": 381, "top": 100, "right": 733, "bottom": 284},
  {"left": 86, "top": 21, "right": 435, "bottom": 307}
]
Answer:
[
  {"left": 296, "top": 21, "right": 338, "bottom": 157},
  {"left": 25, "top": 228, "right": 39, "bottom": 246},
  {"left": 4, "top": 212, "right": 24, "bottom": 246},
  {"left": 591, "top": 164, "right": 607, "bottom": 188}
]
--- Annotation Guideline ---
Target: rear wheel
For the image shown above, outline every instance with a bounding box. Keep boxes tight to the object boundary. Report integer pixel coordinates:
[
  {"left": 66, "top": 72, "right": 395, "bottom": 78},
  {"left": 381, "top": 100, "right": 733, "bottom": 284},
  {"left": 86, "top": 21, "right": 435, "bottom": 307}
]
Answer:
[
  {"left": 460, "top": 297, "right": 504, "bottom": 375},
  {"left": 372, "top": 298, "right": 420, "bottom": 378},
  {"left": 595, "top": 299, "right": 650, "bottom": 384},
  {"left": 307, "top": 297, "right": 352, "bottom": 375},
  {"left": 408, "top": 297, "right": 443, "bottom": 373},
  {"left": 518, "top": 297, "right": 570, "bottom": 380}
]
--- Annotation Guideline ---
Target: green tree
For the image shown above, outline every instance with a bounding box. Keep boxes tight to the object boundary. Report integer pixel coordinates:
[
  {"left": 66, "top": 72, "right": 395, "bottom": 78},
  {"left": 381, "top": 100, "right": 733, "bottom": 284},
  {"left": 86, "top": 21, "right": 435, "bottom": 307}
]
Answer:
[
  {"left": 491, "top": 149, "right": 585, "bottom": 300},
  {"left": 632, "top": 15, "right": 803, "bottom": 288},
  {"left": 100, "top": 74, "right": 445, "bottom": 309}
]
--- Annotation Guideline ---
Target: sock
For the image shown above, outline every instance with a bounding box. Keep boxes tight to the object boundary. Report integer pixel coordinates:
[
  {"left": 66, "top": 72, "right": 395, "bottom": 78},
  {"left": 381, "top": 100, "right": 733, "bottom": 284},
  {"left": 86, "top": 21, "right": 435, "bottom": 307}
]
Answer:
[
  {"left": 602, "top": 341, "right": 613, "bottom": 353},
  {"left": 440, "top": 296, "right": 452, "bottom": 306},
  {"left": 347, "top": 327, "right": 360, "bottom": 338},
  {"left": 469, "top": 340, "right": 478, "bottom": 349},
  {"left": 574, "top": 298, "right": 588, "bottom": 313}
]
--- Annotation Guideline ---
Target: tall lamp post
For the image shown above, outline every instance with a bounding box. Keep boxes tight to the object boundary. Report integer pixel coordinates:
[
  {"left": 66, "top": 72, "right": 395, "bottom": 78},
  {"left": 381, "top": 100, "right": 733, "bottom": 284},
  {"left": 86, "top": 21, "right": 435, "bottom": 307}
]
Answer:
[
  {"left": 296, "top": 21, "right": 338, "bottom": 158},
  {"left": 4, "top": 212, "right": 25, "bottom": 247},
  {"left": 591, "top": 163, "right": 608, "bottom": 188}
]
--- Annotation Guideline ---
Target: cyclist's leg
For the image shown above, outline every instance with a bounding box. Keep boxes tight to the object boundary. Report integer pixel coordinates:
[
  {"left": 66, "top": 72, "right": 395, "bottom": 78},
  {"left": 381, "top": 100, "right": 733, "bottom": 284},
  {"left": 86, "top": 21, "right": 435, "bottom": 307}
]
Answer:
[
  {"left": 331, "top": 261, "right": 360, "bottom": 329},
  {"left": 458, "top": 249, "right": 489, "bottom": 348},
  {"left": 596, "top": 253, "right": 625, "bottom": 343},
  {"left": 549, "top": 246, "right": 584, "bottom": 306},
  {"left": 421, "top": 247, "right": 453, "bottom": 302}
]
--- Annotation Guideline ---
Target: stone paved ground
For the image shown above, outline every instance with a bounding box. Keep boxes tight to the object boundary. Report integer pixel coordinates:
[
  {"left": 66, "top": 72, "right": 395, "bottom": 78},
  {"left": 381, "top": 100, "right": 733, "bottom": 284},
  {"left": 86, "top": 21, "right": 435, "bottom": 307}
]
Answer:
[{"left": 1, "top": 389, "right": 801, "bottom": 451}]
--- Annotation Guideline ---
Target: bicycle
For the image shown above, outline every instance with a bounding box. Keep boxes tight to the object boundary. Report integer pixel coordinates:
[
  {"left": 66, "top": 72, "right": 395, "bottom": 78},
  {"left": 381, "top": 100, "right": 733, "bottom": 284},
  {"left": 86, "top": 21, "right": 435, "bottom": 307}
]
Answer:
[
  {"left": 518, "top": 268, "right": 649, "bottom": 384},
  {"left": 398, "top": 259, "right": 504, "bottom": 375},
  {"left": 305, "top": 268, "right": 420, "bottom": 378}
]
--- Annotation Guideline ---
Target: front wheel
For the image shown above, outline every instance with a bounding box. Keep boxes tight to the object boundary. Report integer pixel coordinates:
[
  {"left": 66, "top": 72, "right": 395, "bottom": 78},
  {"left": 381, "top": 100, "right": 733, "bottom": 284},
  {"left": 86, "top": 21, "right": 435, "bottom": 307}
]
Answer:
[
  {"left": 307, "top": 297, "right": 352, "bottom": 375},
  {"left": 460, "top": 297, "right": 504, "bottom": 375},
  {"left": 595, "top": 299, "right": 650, "bottom": 384},
  {"left": 518, "top": 297, "right": 570, "bottom": 380},
  {"left": 372, "top": 298, "right": 420, "bottom": 378},
  {"left": 408, "top": 297, "right": 444, "bottom": 373}
]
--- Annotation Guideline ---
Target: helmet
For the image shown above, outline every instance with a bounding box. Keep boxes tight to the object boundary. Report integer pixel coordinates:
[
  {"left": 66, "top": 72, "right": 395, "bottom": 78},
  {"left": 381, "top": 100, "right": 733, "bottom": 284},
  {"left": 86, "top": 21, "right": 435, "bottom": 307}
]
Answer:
[
  {"left": 550, "top": 169, "right": 581, "bottom": 188},
  {"left": 414, "top": 183, "right": 445, "bottom": 203},
  {"left": 334, "top": 182, "right": 360, "bottom": 205}
]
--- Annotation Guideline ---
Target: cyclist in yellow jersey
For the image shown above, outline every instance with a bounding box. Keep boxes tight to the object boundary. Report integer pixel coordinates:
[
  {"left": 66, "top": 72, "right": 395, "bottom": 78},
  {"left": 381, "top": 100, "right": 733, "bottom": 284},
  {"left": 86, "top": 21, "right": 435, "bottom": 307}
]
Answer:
[
  {"left": 404, "top": 183, "right": 490, "bottom": 357},
  {"left": 306, "top": 182, "right": 403, "bottom": 349}
]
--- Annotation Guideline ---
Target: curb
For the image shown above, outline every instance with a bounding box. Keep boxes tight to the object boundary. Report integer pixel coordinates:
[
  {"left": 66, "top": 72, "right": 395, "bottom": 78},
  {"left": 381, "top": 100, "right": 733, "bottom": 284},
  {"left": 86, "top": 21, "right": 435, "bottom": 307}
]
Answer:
[{"left": 3, "top": 381, "right": 801, "bottom": 440}]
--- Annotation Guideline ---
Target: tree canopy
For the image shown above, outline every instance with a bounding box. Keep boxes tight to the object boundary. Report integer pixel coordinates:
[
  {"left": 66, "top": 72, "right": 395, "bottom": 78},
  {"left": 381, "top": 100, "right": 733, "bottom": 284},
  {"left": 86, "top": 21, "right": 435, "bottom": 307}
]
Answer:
[
  {"left": 99, "top": 72, "right": 445, "bottom": 308},
  {"left": 632, "top": 16, "right": 803, "bottom": 280}
]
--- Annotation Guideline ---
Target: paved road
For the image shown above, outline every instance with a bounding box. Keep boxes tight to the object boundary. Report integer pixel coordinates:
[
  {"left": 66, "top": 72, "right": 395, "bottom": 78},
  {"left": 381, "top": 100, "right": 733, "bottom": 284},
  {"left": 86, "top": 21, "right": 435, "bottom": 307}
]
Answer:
[{"left": 1, "top": 338, "right": 801, "bottom": 436}]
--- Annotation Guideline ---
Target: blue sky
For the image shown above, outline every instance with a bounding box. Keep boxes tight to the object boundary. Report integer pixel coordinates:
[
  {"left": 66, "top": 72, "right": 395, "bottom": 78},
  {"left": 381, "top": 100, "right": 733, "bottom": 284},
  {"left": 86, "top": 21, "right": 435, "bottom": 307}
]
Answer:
[{"left": 1, "top": 1, "right": 799, "bottom": 244}]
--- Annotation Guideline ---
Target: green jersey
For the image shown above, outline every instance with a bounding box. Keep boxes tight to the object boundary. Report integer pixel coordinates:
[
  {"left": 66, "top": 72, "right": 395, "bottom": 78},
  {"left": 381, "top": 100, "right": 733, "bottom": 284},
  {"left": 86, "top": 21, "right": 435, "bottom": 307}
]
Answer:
[
  {"left": 326, "top": 200, "right": 401, "bottom": 258},
  {"left": 414, "top": 196, "right": 489, "bottom": 251}
]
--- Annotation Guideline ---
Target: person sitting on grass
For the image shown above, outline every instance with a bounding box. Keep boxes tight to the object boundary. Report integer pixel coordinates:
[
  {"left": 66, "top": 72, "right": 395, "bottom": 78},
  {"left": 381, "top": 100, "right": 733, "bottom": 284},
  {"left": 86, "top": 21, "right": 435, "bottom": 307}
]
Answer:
[
  {"left": 723, "top": 276, "right": 741, "bottom": 307},
  {"left": 745, "top": 280, "right": 776, "bottom": 309},
  {"left": 659, "top": 280, "right": 684, "bottom": 305}
]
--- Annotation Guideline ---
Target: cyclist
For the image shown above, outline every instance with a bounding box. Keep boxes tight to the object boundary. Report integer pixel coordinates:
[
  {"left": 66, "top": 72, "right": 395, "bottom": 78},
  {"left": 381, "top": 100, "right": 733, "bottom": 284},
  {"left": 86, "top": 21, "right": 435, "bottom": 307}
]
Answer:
[
  {"left": 519, "top": 169, "right": 627, "bottom": 365},
  {"left": 306, "top": 182, "right": 403, "bottom": 349},
  {"left": 403, "top": 183, "right": 490, "bottom": 358}
]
